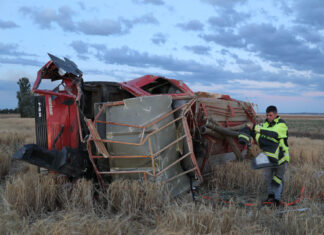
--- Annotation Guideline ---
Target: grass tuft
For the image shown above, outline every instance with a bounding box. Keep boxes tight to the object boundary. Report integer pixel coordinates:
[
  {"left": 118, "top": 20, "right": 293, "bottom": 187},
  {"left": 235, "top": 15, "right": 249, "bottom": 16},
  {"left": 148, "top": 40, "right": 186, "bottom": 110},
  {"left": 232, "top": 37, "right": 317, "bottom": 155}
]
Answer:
[
  {"left": 4, "top": 172, "right": 57, "bottom": 216},
  {"left": 102, "top": 179, "right": 170, "bottom": 216},
  {"left": 1, "top": 114, "right": 324, "bottom": 234},
  {"left": 0, "top": 152, "right": 11, "bottom": 178}
]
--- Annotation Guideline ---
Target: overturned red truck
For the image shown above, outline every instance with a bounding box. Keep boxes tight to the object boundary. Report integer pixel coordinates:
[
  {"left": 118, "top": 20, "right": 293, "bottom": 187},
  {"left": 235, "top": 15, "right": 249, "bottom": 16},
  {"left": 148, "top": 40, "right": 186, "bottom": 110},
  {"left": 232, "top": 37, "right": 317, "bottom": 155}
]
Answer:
[{"left": 14, "top": 54, "right": 257, "bottom": 195}]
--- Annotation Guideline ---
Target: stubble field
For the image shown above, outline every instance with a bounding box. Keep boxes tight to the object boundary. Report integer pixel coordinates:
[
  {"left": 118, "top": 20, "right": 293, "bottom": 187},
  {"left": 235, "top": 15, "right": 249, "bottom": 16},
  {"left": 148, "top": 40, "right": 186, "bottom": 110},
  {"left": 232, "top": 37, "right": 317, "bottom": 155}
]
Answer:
[{"left": 0, "top": 114, "right": 323, "bottom": 234}]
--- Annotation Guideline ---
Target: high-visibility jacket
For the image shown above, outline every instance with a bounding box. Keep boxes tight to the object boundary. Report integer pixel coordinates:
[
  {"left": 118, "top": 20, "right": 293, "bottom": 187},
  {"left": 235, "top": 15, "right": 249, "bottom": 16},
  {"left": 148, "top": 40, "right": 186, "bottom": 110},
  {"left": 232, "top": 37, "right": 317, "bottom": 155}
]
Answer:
[{"left": 253, "top": 116, "right": 289, "bottom": 165}]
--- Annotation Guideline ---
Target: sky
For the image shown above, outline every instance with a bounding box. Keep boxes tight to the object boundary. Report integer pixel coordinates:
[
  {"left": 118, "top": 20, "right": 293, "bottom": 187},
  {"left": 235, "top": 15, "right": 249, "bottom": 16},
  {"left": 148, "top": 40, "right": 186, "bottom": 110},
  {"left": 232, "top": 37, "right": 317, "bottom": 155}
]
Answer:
[{"left": 1, "top": 0, "right": 324, "bottom": 113}]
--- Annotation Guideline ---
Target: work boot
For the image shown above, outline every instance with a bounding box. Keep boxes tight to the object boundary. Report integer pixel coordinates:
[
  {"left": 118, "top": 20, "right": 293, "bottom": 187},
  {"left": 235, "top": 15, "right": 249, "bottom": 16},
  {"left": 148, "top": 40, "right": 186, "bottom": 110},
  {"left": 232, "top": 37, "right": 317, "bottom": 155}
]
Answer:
[
  {"left": 273, "top": 199, "right": 281, "bottom": 207},
  {"left": 262, "top": 196, "right": 282, "bottom": 207},
  {"left": 262, "top": 194, "right": 276, "bottom": 206},
  {"left": 263, "top": 194, "right": 275, "bottom": 204}
]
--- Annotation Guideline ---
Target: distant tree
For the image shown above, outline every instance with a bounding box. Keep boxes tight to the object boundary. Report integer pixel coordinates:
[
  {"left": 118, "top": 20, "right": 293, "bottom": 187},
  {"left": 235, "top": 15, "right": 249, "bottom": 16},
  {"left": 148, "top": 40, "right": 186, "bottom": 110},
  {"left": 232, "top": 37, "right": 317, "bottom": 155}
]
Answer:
[
  {"left": 16, "top": 77, "right": 34, "bottom": 117},
  {"left": 0, "top": 108, "right": 18, "bottom": 114}
]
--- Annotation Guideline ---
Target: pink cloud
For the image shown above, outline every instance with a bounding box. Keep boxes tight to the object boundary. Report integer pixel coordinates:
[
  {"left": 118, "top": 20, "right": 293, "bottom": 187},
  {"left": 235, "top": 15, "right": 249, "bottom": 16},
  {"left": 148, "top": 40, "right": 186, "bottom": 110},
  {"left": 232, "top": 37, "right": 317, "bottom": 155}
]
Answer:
[{"left": 302, "top": 91, "right": 324, "bottom": 97}]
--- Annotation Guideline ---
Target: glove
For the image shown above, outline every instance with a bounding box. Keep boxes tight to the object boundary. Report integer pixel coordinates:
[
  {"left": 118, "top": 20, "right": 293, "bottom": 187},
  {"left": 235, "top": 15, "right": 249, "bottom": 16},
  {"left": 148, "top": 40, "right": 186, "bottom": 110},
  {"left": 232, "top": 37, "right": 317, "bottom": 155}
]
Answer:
[{"left": 238, "top": 133, "right": 251, "bottom": 146}]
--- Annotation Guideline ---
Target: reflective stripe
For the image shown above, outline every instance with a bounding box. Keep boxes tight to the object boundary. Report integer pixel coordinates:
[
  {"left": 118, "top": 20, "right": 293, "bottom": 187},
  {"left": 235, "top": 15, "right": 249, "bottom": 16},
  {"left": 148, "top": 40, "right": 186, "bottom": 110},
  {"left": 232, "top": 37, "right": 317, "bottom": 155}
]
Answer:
[
  {"left": 254, "top": 125, "right": 261, "bottom": 133},
  {"left": 261, "top": 134, "right": 279, "bottom": 143},
  {"left": 278, "top": 138, "right": 290, "bottom": 164},
  {"left": 238, "top": 134, "right": 250, "bottom": 141},
  {"left": 255, "top": 133, "right": 260, "bottom": 145},
  {"left": 265, "top": 151, "right": 277, "bottom": 159},
  {"left": 265, "top": 146, "right": 279, "bottom": 159},
  {"left": 278, "top": 153, "right": 290, "bottom": 165},
  {"left": 279, "top": 138, "right": 289, "bottom": 151},
  {"left": 272, "top": 175, "right": 282, "bottom": 185}
]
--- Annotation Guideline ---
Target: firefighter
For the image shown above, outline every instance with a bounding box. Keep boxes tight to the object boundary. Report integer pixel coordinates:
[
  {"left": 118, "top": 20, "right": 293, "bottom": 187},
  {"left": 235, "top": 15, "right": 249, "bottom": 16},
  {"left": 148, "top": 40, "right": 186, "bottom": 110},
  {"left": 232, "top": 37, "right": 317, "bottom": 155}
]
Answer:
[{"left": 239, "top": 105, "right": 289, "bottom": 206}]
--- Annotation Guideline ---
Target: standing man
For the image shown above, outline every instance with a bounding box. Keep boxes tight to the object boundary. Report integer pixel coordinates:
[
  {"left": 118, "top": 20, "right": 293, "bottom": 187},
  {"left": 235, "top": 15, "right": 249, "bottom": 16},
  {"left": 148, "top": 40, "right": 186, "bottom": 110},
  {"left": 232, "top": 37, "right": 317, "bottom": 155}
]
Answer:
[{"left": 239, "top": 105, "right": 289, "bottom": 206}]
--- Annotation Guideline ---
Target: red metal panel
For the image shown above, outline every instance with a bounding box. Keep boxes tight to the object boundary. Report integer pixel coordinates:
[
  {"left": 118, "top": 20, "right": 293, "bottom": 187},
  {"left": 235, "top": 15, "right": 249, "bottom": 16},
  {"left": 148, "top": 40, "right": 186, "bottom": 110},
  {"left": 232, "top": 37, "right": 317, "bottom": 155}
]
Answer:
[
  {"left": 45, "top": 94, "right": 79, "bottom": 150},
  {"left": 119, "top": 75, "right": 194, "bottom": 97},
  {"left": 168, "top": 78, "right": 194, "bottom": 95},
  {"left": 32, "top": 61, "right": 52, "bottom": 91}
]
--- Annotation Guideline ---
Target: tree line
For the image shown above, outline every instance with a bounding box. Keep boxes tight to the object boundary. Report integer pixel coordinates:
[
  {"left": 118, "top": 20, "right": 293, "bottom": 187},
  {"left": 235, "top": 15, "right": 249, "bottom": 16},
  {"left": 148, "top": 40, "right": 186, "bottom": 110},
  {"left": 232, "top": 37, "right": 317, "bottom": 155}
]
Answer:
[
  {"left": 0, "top": 108, "right": 18, "bottom": 114},
  {"left": 0, "top": 77, "right": 35, "bottom": 117}
]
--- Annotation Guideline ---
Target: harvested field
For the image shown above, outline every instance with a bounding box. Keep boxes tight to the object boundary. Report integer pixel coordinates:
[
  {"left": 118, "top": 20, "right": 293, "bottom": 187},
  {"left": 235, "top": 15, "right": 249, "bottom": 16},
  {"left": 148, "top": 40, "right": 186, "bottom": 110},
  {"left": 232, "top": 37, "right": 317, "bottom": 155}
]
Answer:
[
  {"left": 0, "top": 114, "right": 20, "bottom": 119},
  {"left": 281, "top": 114, "right": 324, "bottom": 120},
  {"left": 258, "top": 114, "right": 324, "bottom": 139},
  {"left": 0, "top": 114, "right": 323, "bottom": 234}
]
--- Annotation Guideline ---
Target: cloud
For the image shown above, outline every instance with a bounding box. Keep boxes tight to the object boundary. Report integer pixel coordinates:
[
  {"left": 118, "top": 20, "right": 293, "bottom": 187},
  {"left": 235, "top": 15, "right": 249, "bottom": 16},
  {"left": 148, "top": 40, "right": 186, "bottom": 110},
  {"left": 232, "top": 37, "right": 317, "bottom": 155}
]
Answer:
[
  {"left": 20, "top": 6, "right": 76, "bottom": 31},
  {"left": 220, "top": 49, "right": 238, "bottom": 58},
  {"left": 67, "top": 40, "right": 324, "bottom": 110},
  {"left": 293, "top": 25, "right": 323, "bottom": 44},
  {"left": 177, "top": 20, "right": 204, "bottom": 31},
  {"left": 70, "top": 41, "right": 89, "bottom": 54},
  {"left": 93, "top": 45, "right": 208, "bottom": 73},
  {"left": 0, "top": 57, "right": 42, "bottom": 67},
  {"left": 201, "top": 29, "right": 246, "bottom": 48},
  {"left": 186, "top": 82, "right": 224, "bottom": 92},
  {"left": 78, "top": 14, "right": 159, "bottom": 36},
  {"left": 78, "top": 19, "right": 123, "bottom": 36},
  {"left": 303, "top": 91, "right": 324, "bottom": 97},
  {"left": 122, "top": 13, "right": 159, "bottom": 29},
  {"left": 55, "top": 6, "right": 77, "bottom": 31},
  {"left": 294, "top": 0, "right": 324, "bottom": 30},
  {"left": 184, "top": 45, "right": 211, "bottom": 55},
  {"left": 83, "top": 43, "right": 239, "bottom": 83},
  {"left": 0, "top": 20, "right": 19, "bottom": 29},
  {"left": 199, "top": 3, "right": 324, "bottom": 75},
  {"left": 239, "top": 23, "right": 324, "bottom": 73},
  {"left": 0, "top": 43, "right": 40, "bottom": 67},
  {"left": 201, "top": 0, "right": 248, "bottom": 9},
  {"left": 86, "top": 43, "right": 310, "bottom": 89},
  {"left": 20, "top": 6, "right": 158, "bottom": 36},
  {"left": 235, "top": 58, "right": 262, "bottom": 73},
  {"left": 151, "top": 33, "right": 167, "bottom": 45},
  {"left": 275, "top": 0, "right": 293, "bottom": 16},
  {"left": 228, "top": 79, "right": 296, "bottom": 89},
  {"left": 0, "top": 43, "right": 19, "bottom": 55},
  {"left": 20, "top": 7, "right": 56, "bottom": 29},
  {"left": 202, "top": 21, "right": 324, "bottom": 75},
  {"left": 0, "top": 43, "right": 36, "bottom": 57},
  {"left": 133, "top": 13, "right": 159, "bottom": 24},
  {"left": 133, "top": 0, "right": 164, "bottom": 5},
  {"left": 78, "top": 1, "right": 86, "bottom": 10},
  {"left": 208, "top": 9, "right": 250, "bottom": 28},
  {"left": 70, "top": 41, "right": 90, "bottom": 60}
]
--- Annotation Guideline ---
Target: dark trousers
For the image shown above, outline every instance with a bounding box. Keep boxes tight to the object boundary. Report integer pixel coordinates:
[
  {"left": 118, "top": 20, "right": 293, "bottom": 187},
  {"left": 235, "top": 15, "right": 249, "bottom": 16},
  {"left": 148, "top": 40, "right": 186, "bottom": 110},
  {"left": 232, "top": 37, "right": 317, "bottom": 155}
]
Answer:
[{"left": 264, "top": 163, "right": 287, "bottom": 200}]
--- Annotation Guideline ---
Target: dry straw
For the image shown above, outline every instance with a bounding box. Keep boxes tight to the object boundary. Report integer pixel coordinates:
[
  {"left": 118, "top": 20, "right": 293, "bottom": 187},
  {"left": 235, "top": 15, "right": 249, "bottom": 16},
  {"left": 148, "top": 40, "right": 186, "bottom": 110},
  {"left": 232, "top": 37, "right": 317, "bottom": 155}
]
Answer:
[
  {"left": 1, "top": 116, "right": 324, "bottom": 234},
  {"left": 11, "top": 212, "right": 143, "bottom": 235},
  {"left": 211, "top": 161, "right": 264, "bottom": 194},
  {"left": 289, "top": 137, "right": 324, "bottom": 167},
  {"left": 57, "top": 178, "right": 94, "bottom": 212},
  {"left": 155, "top": 203, "right": 268, "bottom": 234},
  {"left": 4, "top": 172, "right": 57, "bottom": 216},
  {"left": 4, "top": 172, "right": 97, "bottom": 216},
  {"left": 0, "top": 152, "right": 11, "bottom": 178},
  {"left": 102, "top": 179, "right": 171, "bottom": 216}
]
